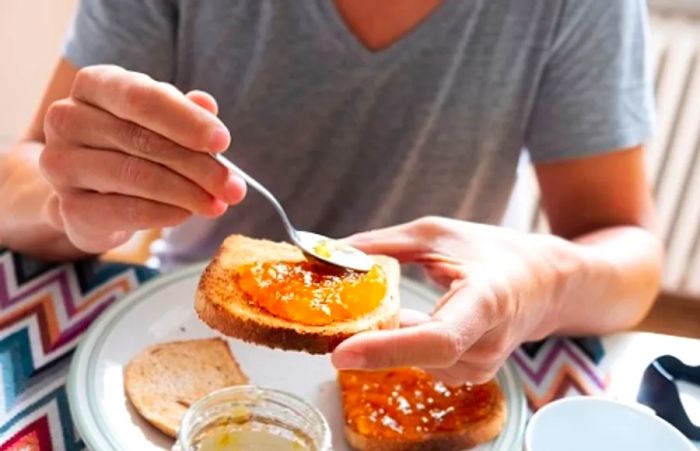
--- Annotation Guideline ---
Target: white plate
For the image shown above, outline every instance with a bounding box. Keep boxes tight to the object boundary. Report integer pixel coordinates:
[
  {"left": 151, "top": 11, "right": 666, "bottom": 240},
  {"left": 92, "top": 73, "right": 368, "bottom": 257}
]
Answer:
[{"left": 68, "top": 264, "right": 527, "bottom": 450}]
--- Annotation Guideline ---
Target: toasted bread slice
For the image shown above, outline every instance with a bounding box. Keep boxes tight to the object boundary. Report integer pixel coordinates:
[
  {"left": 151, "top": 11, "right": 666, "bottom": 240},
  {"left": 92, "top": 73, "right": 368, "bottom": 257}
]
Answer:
[
  {"left": 195, "top": 235, "right": 400, "bottom": 354},
  {"left": 343, "top": 423, "right": 505, "bottom": 451},
  {"left": 339, "top": 369, "right": 506, "bottom": 451},
  {"left": 124, "top": 338, "right": 248, "bottom": 438}
]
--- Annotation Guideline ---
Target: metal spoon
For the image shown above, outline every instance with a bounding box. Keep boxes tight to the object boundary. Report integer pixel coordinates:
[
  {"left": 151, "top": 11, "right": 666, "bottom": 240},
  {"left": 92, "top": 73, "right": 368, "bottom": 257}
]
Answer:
[{"left": 210, "top": 153, "right": 374, "bottom": 272}]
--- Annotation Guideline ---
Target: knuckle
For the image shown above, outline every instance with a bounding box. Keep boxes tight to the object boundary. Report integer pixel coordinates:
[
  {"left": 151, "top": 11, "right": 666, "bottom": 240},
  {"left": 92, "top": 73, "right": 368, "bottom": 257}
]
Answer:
[
  {"left": 412, "top": 215, "right": 450, "bottom": 237},
  {"left": 122, "top": 78, "right": 159, "bottom": 117},
  {"left": 39, "top": 146, "right": 69, "bottom": 185},
  {"left": 73, "top": 65, "right": 115, "bottom": 94},
  {"left": 433, "top": 328, "right": 464, "bottom": 366},
  {"left": 72, "top": 67, "right": 97, "bottom": 92},
  {"left": 118, "top": 155, "right": 150, "bottom": 187},
  {"left": 491, "top": 281, "right": 515, "bottom": 320},
  {"left": 124, "top": 123, "right": 156, "bottom": 155},
  {"left": 44, "top": 100, "right": 75, "bottom": 138},
  {"left": 475, "top": 278, "right": 513, "bottom": 324},
  {"left": 39, "top": 146, "right": 60, "bottom": 174}
]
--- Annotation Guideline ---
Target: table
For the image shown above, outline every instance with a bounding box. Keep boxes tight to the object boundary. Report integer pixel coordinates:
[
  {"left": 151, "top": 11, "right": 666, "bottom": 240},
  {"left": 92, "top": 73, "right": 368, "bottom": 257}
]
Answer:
[{"left": 1, "top": 248, "right": 698, "bottom": 450}]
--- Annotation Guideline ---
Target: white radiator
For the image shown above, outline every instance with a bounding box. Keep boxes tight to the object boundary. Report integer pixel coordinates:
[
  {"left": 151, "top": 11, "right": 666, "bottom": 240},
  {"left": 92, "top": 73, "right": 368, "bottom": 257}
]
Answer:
[
  {"left": 648, "top": 12, "right": 700, "bottom": 294},
  {"left": 503, "top": 9, "right": 700, "bottom": 296}
]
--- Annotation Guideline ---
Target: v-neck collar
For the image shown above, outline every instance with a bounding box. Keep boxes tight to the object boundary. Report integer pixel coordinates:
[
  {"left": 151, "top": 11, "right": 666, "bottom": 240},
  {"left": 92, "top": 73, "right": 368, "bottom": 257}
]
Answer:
[{"left": 309, "top": 0, "right": 467, "bottom": 65}]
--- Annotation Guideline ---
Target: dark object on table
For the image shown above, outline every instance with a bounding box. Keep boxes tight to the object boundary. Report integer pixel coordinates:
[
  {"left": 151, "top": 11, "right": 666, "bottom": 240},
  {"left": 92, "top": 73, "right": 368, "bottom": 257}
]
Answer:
[{"left": 637, "top": 355, "right": 700, "bottom": 441}]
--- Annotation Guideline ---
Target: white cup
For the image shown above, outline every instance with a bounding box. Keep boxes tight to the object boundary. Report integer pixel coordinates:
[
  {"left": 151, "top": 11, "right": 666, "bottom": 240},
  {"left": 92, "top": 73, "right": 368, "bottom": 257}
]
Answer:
[{"left": 524, "top": 397, "right": 696, "bottom": 451}]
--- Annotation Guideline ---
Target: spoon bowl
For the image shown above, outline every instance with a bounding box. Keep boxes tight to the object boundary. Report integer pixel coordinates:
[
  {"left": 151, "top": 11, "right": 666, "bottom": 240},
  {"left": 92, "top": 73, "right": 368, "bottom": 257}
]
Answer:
[
  {"left": 211, "top": 153, "right": 373, "bottom": 272},
  {"left": 294, "top": 231, "right": 374, "bottom": 272}
]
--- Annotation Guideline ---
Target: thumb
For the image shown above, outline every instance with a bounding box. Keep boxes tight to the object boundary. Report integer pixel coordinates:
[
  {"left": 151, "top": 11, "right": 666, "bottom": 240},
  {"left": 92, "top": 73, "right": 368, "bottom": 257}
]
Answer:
[
  {"left": 332, "top": 283, "right": 493, "bottom": 370},
  {"left": 186, "top": 90, "right": 219, "bottom": 115}
]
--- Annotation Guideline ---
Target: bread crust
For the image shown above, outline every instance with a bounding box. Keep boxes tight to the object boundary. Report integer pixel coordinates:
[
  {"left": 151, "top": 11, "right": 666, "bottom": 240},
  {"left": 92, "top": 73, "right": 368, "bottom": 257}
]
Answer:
[
  {"left": 195, "top": 235, "right": 400, "bottom": 354},
  {"left": 342, "top": 381, "right": 507, "bottom": 451}
]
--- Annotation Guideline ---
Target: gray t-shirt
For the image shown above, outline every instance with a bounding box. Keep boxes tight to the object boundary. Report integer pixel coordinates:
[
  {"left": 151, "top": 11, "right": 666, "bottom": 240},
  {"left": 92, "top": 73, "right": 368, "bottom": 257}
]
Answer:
[{"left": 64, "top": 0, "right": 653, "bottom": 268}]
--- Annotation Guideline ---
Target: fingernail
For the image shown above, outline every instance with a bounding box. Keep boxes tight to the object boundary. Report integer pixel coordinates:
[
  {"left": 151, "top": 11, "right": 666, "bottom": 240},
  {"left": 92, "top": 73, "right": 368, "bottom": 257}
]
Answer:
[
  {"left": 333, "top": 352, "right": 366, "bottom": 369},
  {"left": 208, "top": 125, "right": 230, "bottom": 152}
]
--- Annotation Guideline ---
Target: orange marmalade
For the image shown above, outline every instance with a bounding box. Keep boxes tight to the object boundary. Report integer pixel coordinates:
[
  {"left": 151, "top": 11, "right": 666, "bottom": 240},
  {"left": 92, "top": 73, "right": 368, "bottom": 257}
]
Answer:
[
  {"left": 236, "top": 261, "right": 386, "bottom": 326},
  {"left": 338, "top": 368, "right": 501, "bottom": 441}
]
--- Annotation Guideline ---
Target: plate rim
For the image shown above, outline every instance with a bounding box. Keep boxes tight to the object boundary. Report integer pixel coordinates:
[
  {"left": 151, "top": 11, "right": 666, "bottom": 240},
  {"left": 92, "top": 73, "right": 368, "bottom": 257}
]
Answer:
[
  {"left": 68, "top": 263, "right": 207, "bottom": 451},
  {"left": 68, "top": 263, "right": 526, "bottom": 450}
]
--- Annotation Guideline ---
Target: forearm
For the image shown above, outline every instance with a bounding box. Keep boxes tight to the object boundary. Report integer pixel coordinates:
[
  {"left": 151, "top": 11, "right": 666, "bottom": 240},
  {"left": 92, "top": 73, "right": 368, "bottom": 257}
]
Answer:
[
  {"left": 0, "top": 141, "right": 88, "bottom": 260},
  {"left": 546, "top": 225, "right": 662, "bottom": 335}
]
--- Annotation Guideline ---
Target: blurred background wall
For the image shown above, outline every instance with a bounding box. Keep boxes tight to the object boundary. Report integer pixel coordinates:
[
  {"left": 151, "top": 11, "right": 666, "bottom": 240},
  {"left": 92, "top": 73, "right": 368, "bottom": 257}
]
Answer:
[{"left": 0, "top": 0, "right": 77, "bottom": 148}]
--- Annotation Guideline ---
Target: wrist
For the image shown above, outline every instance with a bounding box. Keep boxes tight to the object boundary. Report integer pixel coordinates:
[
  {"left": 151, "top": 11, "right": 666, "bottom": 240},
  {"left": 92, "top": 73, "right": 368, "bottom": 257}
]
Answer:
[{"left": 534, "top": 233, "right": 591, "bottom": 336}]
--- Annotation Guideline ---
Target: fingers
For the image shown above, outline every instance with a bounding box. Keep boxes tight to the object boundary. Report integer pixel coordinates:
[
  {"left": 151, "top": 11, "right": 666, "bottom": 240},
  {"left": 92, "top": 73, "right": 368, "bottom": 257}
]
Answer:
[
  {"left": 63, "top": 190, "right": 191, "bottom": 230},
  {"left": 186, "top": 90, "right": 219, "bottom": 115},
  {"left": 60, "top": 189, "right": 191, "bottom": 231},
  {"left": 70, "top": 65, "right": 230, "bottom": 152},
  {"left": 43, "top": 99, "right": 245, "bottom": 205},
  {"left": 399, "top": 308, "right": 432, "bottom": 327},
  {"left": 425, "top": 359, "right": 503, "bottom": 386},
  {"left": 333, "top": 321, "right": 505, "bottom": 386},
  {"left": 423, "top": 261, "right": 469, "bottom": 289},
  {"left": 424, "top": 326, "right": 511, "bottom": 385},
  {"left": 41, "top": 66, "right": 242, "bottom": 254},
  {"left": 56, "top": 190, "right": 191, "bottom": 253},
  {"left": 346, "top": 216, "right": 458, "bottom": 263},
  {"left": 332, "top": 284, "right": 495, "bottom": 370},
  {"left": 181, "top": 90, "right": 247, "bottom": 203},
  {"left": 430, "top": 280, "right": 497, "bottom": 330},
  {"left": 41, "top": 146, "right": 227, "bottom": 217},
  {"left": 333, "top": 321, "right": 464, "bottom": 369},
  {"left": 345, "top": 225, "right": 431, "bottom": 262}
]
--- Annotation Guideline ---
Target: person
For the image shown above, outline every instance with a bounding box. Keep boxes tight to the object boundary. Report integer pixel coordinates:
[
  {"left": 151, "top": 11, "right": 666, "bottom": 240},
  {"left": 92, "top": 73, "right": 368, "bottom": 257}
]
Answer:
[{"left": 0, "top": 0, "right": 661, "bottom": 384}]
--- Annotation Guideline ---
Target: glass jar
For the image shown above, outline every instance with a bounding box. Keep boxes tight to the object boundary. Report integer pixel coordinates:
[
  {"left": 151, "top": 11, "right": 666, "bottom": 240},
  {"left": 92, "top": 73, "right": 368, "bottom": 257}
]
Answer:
[{"left": 173, "top": 385, "right": 332, "bottom": 451}]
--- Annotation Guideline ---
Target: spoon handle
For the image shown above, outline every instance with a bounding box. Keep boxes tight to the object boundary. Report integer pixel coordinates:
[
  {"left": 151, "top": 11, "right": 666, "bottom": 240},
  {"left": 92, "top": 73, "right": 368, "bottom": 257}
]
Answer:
[{"left": 210, "top": 153, "right": 298, "bottom": 241}]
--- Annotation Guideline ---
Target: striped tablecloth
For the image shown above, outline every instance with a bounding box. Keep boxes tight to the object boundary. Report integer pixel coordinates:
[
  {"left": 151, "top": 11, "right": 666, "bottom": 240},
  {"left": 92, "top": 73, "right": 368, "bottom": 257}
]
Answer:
[{"left": 0, "top": 248, "right": 616, "bottom": 450}]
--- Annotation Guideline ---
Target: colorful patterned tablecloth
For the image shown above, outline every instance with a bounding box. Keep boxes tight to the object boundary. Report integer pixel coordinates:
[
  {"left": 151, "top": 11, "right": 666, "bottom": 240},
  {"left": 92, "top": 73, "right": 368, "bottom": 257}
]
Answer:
[
  {"left": 1, "top": 247, "right": 689, "bottom": 450},
  {"left": 0, "top": 249, "right": 158, "bottom": 450}
]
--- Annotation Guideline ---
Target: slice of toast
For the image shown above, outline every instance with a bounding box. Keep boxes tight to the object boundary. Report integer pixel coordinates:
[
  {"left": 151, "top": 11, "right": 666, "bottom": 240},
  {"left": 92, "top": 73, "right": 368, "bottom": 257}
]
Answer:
[
  {"left": 123, "top": 338, "right": 248, "bottom": 438},
  {"left": 195, "top": 235, "right": 400, "bottom": 354},
  {"left": 338, "top": 369, "right": 507, "bottom": 451}
]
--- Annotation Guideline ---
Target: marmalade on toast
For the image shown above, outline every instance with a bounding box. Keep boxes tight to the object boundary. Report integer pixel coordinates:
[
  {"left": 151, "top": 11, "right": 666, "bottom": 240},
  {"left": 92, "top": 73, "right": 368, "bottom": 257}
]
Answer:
[
  {"left": 236, "top": 261, "right": 387, "bottom": 326},
  {"left": 338, "top": 368, "right": 501, "bottom": 441}
]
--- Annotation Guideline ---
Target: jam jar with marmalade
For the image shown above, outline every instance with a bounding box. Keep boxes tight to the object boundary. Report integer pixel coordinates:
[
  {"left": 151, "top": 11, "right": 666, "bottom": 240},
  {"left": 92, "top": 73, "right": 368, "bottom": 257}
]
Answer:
[{"left": 173, "top": 386, "right": 331, "bottom": 451}]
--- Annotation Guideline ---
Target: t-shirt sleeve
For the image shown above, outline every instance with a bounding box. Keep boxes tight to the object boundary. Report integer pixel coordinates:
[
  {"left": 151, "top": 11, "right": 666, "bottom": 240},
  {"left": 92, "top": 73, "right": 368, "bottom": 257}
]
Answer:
[
  {"left": 63, "top": 0, "right": 176, "bottom": 81},
  {"left": 525, "top": 0, "right": 654, "bottom": 163}
]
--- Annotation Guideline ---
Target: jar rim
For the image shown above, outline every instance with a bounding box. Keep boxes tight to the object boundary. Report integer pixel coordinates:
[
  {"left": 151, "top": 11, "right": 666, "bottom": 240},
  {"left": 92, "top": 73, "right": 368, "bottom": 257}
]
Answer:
[{"left": 177, "top": 384, "right": 332, "bottom": 451}]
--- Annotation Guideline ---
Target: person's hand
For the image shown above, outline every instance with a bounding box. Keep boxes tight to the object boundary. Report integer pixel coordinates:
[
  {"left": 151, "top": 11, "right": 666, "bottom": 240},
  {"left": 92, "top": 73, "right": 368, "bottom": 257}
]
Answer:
[
  {"left": 39, "top": 65, "right": 246, "bottom": 253},
  {"left": 332, "top": 216, "right": 575, "bottom": 385}
]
